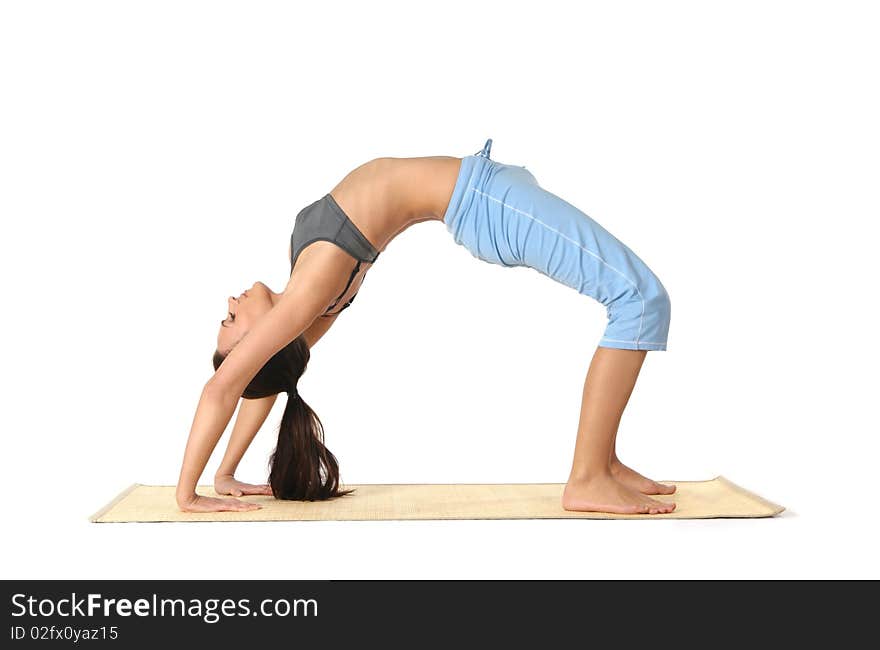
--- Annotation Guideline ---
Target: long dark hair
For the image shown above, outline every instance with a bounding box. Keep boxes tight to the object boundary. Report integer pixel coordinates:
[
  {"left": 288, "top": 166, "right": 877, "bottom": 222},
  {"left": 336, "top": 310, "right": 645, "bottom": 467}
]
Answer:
[{"left": 213, "top": 335, "right": 354, "bottom": 501}]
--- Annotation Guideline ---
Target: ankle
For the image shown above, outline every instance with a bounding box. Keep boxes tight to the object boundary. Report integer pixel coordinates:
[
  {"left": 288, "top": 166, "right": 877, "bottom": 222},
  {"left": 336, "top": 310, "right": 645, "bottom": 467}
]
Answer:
[
  {"left": 609, "top": 459, "right": 625, "bottom": 474},
  {"left": 567, "top": 466, "right": 613, "bottom": 485}
]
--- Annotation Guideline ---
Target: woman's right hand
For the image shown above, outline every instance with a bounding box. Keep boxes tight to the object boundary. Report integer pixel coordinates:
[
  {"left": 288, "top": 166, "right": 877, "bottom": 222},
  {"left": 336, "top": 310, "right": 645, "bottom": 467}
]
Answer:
[
  {"left": 177, "top": 494, "right": 262, "bottom": 513},
  {"left": 214, "top": 474, "right": 274, "bottom": 497}
]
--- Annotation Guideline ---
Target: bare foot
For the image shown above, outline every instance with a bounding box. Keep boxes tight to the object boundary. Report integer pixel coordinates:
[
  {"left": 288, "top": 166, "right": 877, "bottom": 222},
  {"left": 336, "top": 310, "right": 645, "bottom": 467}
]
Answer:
[
  {"left": 610, "top": 458, "right": 676, "bottom": 495},
  {"left": 562, "top": 473, "right": 676, "bottom": 514}
]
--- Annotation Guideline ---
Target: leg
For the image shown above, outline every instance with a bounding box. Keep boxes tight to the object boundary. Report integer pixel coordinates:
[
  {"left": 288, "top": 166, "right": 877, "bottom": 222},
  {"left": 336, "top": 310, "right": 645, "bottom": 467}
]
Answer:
[
  {"left": 604, "top": 357, "right": 676, "bottom": 495},
  {"left": 449, "top": 159, "right": 674, "bottom": 512},
  {"left": 562, "top": 346, "right": 676, "bottom": 514}
]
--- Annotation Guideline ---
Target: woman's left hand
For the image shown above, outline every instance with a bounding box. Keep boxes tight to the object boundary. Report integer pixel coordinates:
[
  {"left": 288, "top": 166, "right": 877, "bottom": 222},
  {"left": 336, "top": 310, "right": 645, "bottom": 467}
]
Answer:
[{"left": 214, "top": 474, "right": 274, "bottom": 497}]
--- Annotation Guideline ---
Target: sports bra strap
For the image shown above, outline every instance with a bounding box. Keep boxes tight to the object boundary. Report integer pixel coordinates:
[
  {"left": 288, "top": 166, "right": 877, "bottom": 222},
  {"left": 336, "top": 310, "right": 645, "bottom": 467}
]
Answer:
[{"left": 323, "top": 259, "right": 362, "bottom": 316}]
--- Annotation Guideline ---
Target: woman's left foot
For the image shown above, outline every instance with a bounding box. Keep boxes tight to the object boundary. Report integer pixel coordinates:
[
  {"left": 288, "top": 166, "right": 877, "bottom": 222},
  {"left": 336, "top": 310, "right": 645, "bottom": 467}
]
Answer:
[{"left": 610, "top": 458, "right": 676, "bottom": 495}]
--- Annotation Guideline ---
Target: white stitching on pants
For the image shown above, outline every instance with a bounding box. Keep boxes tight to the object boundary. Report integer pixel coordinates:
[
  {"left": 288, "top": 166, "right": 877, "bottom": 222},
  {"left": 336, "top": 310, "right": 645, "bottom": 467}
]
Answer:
[
  {"left": 601, "top": 337, "right": 666, "bottom": 346},
  {"left": 470, "top": 186, "right": 646, "bottom": 344}
]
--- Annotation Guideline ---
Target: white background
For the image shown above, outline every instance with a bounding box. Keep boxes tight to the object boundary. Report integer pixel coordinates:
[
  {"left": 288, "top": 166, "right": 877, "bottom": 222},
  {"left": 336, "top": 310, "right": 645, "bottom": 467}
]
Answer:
[{"left": 1, "top": 0, "right": 878, "bottom": 579}]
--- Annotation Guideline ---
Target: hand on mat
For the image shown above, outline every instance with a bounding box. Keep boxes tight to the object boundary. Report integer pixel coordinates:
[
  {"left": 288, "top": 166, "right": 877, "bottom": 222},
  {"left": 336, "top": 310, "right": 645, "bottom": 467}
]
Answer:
[
  {"left": 214, "top": 475, "right": 274, "bottom": 497},
  {"left": 178, "top": 495, "right": 262, "bottom": 513}
]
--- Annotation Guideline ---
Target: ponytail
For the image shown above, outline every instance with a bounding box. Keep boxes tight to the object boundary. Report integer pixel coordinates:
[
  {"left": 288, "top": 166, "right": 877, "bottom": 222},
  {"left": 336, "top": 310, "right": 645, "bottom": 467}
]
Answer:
[
  {"left": 213, "top": 334, "right": 354, "bottom": 501},
  {"left": 269, "top": 389, "right": 355, "bottom": 500}
]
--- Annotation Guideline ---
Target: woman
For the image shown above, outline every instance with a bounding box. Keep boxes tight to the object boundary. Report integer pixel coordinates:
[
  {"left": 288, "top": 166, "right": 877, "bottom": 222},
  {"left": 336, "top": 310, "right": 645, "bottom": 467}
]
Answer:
[{"left": 176, "top": 139, "right": 675, "bottom": 516}]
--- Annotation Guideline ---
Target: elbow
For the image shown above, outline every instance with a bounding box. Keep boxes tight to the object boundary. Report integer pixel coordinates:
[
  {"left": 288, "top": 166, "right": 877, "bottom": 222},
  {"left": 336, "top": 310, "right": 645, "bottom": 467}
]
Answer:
[{"left": 203, "top": 377, "right": 237, "bottom": 402}]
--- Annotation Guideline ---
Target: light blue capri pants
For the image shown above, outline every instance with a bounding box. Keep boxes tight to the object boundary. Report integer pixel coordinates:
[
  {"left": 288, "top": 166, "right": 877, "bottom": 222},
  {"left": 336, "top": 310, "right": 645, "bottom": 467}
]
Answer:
[{"left": 442, "top": 139, "right": 671, "bottom": 351}]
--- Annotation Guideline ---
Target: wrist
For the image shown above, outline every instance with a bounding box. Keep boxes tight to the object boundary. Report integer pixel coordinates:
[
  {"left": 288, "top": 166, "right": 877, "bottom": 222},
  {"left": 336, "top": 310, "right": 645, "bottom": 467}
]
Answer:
[{"left": 176, "top": 490, "right": 198, "bottom": 508}]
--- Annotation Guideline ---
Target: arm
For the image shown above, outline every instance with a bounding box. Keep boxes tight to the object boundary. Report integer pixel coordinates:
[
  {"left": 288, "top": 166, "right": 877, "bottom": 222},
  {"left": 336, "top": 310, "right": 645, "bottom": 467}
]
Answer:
[
  {"left": 208, "top": 308, "right": 338, "bottom": 500},
  {"left": 212, "top": 315, "right": 337, "bottom": 495},
  {"left": 301, "top": 310, "right": 339, "bottom": 348},
  {"left": 176, "top": 265, "right": 345, "bottom": 512},
  {"left": 213, "top": 393, "right": 277, "bottom": 496}
]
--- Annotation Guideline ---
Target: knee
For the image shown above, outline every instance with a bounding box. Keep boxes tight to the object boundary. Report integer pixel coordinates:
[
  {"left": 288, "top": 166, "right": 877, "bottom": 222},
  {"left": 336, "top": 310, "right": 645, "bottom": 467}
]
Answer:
[
  {"left": 601, "top": 269, "right": 671, "bottom": 350},
  {"left": 605, "top": 273, "right": 670, "bottom": 325},
  {"left": 643, "top": 273, "right": 671, "bottom": 329}
]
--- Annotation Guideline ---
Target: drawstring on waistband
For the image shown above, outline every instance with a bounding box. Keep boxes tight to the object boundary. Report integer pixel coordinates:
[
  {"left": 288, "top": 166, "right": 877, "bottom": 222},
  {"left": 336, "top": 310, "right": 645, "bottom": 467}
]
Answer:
[{"left": 474, "top": 138, "right": 493, "bottom": 159}]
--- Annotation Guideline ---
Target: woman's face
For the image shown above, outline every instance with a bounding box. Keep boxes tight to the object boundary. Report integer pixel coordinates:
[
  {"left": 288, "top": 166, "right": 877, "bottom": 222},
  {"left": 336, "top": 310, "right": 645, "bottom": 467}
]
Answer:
[{"left": 216, "top": 280, "right": 277, "bottom": 353}]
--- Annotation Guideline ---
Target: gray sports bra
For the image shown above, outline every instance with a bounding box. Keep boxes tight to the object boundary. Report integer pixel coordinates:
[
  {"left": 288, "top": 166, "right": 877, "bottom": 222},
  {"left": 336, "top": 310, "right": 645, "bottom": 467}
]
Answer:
[{"left": 289, "top": 193, "right": 381, "bottom": 317}]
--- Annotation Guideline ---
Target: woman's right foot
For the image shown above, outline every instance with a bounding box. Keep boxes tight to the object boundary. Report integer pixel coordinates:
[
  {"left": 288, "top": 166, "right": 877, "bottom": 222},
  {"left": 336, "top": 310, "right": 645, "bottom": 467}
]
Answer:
[
  {"left": 562, "top": 473, "right": 676, "bottom": 515},
  {"left": 610, "top": 458, "right": 677, "bottom": 495}
]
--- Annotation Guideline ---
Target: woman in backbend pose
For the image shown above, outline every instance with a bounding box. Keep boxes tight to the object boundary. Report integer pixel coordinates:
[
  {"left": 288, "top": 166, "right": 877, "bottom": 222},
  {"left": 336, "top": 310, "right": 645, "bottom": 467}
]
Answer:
[{"left": 176, "top": 138, "right": 675, "bottom": 516}]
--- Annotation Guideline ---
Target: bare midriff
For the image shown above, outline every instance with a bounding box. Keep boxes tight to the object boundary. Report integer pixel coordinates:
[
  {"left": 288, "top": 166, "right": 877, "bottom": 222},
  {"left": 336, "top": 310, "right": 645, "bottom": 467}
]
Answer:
[
  {"left": 328, "top": 155, "right": 463, "bottom": 251},
  {"left": 287, "top": 156, "right": 463, "bottom": 313}
]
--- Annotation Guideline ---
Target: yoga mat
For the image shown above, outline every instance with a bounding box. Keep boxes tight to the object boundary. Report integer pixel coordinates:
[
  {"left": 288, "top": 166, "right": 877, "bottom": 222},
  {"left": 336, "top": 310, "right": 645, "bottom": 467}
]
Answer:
[{"left": 89, "top": 476, "right": 784, "bottom": 522}]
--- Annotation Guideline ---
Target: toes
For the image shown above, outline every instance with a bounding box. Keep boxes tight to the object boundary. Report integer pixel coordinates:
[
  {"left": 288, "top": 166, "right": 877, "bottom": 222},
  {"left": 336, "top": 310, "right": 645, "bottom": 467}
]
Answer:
[{"left": 643, "top": 498, "right": 674, "bottom": 514}]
